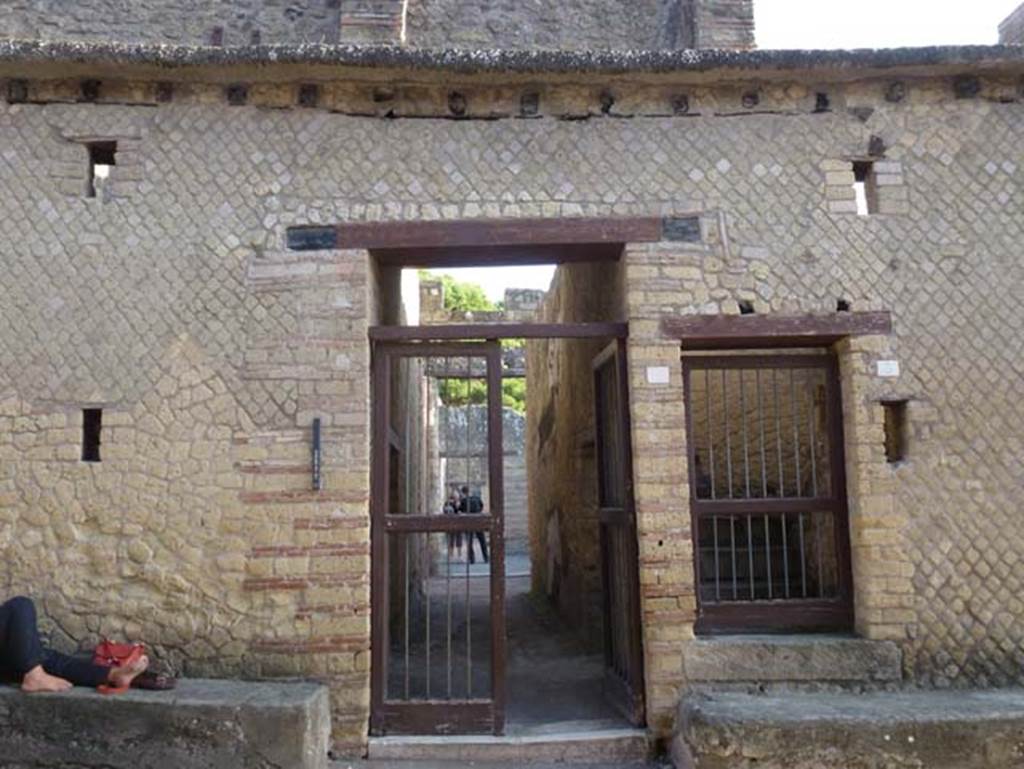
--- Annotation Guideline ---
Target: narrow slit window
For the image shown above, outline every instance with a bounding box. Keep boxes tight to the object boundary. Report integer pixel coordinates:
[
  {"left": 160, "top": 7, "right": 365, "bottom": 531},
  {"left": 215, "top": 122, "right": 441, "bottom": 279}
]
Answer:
[
  {"left": 87, "top": 141, "right": 117, "bottom": 198},
  {"left": 882, "top": 400, "right": 907, "bottom": 464},
  {"left": 852, "top": 161, "right": 878, "bottom": 216},
  {"left": 82, "top": 408, "right": 102, "bottom": 462}
]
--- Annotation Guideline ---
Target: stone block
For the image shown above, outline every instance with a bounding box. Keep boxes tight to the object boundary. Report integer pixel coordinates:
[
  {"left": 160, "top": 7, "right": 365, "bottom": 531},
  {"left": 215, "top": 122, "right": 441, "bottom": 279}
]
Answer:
[
  {"left": 673, "top": 689, "right": 1024, "bottom": 769},
  {"left": 0, "top": 679, "right": 330, "bottom": 769},
  {"left": 683, "top": 635, "right": 902, "bottom": 684}
]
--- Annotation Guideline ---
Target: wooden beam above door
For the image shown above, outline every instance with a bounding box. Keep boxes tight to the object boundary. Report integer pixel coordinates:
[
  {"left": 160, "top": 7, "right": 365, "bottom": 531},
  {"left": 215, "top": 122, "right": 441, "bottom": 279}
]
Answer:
[
  {"left": 369, "top": 322, "right": 628, "bottom": 341},
  {"left": 664, "top": 311, "right": 892, "bottom": 349}
]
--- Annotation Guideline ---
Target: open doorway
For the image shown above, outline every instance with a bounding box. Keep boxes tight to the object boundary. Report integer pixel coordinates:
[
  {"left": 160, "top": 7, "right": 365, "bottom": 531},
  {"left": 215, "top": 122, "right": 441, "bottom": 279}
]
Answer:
[{"left": 369, "top": 246, "right": 644, "bottom": 738}]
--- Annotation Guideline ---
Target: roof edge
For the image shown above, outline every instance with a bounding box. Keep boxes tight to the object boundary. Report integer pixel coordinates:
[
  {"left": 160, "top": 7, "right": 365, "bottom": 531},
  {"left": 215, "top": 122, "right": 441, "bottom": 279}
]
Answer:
[{"left": 0, "top": 38, "right": 1023, "bottom": 79}]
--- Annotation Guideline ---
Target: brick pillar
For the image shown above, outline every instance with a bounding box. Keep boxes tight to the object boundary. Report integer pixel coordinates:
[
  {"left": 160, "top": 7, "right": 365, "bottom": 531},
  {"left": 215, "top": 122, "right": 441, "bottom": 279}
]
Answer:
[
  {"left": 624, "top": 243, "right": 696, "bottom": 736},
  {"left": 240, "top": 248, "right": 373, "bottom": 754},
  {"left": 836, "top": 335, "right": 915, "bottom": 643}
]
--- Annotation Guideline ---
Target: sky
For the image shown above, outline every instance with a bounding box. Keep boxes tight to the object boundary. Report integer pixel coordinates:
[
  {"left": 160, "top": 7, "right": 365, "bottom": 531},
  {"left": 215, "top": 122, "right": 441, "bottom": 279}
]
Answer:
[{"left": 421, "top": 0, "right": 1019, "bottom": 303}]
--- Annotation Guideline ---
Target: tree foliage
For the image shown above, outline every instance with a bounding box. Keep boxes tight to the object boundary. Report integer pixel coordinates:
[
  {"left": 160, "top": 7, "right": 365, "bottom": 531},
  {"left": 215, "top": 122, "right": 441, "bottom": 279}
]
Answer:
[{"left": 420, "top": 271, "right": 527, "bottom": 413}]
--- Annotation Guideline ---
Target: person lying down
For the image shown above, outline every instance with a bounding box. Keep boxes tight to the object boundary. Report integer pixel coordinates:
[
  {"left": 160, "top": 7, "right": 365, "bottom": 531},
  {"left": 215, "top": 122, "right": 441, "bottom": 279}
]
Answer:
[{"left": 0, "top": 596, "right": 149, "bottom": 693}]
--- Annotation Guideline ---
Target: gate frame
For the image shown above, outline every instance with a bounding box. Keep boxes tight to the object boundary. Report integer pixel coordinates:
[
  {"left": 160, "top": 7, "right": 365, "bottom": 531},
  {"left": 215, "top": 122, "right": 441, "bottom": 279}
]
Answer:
[
  {"left": 680, "top": 351, "right": 855, "bottom": 634},
  {"left": 370, "top": 340, "right": 506, "bottom": 735},
  {"left": 368, "top": 321, "right": 641, "bottom": 736}
]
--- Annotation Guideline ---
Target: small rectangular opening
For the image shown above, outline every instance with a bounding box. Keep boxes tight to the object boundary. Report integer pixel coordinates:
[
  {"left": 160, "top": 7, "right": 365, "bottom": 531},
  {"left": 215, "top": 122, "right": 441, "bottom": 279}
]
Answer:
[
  {"left": 852, "top": 161, "right": 878, "bottom": 216},
  {"left": 882, "top": 400, "right": 907, "bottom": 464},
  {"left": 87, "top": 141, "right": 117, "bottom": 198},
  {"left": 82, "top": 408, "right": 102, "bottom": 462}
]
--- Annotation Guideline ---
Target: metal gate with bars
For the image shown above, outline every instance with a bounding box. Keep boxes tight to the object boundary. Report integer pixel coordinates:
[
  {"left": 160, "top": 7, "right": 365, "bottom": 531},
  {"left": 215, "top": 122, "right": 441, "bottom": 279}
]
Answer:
[
  {"left": 593, "top": 340, "right": 645, "bottom": 725},
  {"left": 371, "top": 342, "right": 505, "bottom": 735},
  {"left": 681, "top": 353, "right": 853, "bottom": 633}
]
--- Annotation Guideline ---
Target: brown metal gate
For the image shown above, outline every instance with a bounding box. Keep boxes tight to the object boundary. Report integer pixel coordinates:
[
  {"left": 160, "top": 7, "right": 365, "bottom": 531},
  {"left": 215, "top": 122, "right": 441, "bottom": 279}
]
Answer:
[
  {"left": 681, "top": 353, "right": 853, "bottom": 634},
  {"left": 593, "top": 340, "right": 646, "bottom": 725},
  {"left": 370, "top": 342, "right": 505, "bottom": 735}
]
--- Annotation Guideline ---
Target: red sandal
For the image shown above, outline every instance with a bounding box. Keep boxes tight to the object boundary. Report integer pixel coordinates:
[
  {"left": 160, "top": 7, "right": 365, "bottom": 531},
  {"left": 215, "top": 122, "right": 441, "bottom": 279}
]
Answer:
[{"left": 95, "top": 643, "right": 147, "bottom": 695}]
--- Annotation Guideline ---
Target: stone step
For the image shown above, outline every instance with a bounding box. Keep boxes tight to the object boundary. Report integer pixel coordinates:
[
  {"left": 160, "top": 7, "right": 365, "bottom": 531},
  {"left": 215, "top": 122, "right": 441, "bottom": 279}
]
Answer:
[
  {"left": 673, "top": 688, "right": 1024, "bottom": 769},
  {"left": 0, "top": 678, "right": 331, "bottom": 769},
  {"left": 349, "top": 762, "right": 669, "bottom": 769},
  {"left": 368, "top": 727, "right": 652, "bottom": 764},
  {"left": 683, "top": 634, "right": 902, "bottom": 688}
]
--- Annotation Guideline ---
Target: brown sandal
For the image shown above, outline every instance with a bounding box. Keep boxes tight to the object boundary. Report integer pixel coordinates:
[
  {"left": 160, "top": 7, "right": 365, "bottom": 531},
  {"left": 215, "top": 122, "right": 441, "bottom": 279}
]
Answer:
[{"left": 130, "top": 671, "right": 177, "bottom": 691}]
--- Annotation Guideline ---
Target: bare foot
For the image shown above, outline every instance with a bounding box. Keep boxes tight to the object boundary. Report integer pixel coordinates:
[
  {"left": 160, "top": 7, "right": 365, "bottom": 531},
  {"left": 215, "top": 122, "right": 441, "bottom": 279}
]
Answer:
[
  {"left": 21, "top": 665, "right": 73, "bottom": 693},
  {"left": 108, "top": 654, "right": 149, "bottom": 689}
]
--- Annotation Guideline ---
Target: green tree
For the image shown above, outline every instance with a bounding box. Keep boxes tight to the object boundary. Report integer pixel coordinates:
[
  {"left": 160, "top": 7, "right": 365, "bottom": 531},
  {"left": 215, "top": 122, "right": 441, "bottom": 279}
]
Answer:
[{"left": 420, "top": 271, "right": 527, "bottom": 413}]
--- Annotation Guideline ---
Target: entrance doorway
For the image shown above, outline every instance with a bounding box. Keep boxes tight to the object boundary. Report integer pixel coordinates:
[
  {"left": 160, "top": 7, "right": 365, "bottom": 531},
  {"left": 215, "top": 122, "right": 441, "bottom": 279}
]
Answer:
[{"left": 369, "top": 301, "right": 644, "bottom": 737}]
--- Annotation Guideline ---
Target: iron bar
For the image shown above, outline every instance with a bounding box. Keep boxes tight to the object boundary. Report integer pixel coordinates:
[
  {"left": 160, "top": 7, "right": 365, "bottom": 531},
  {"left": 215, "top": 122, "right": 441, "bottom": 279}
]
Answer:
[
  {"left": 790, "top": 370, "right": 802, "bottom": 497},
  {"left": 730, "top": 515, "right": 738, "bottom": 600},
  {"left": 773, "top": 369, "right": 785, "bottom": 498},
  {"left": 722, "top": 369, "right": 733, "bottom": 499},
  {"left": 747, "top": 515, "right": 754, "bottom": 599},
  {"left": 756, "top": 369, "right": 768, "bottom": 498},
  {"left": 764, "top": 514, "right": 772, "bottom": 599},
  {"left": 404, "top": 534, "right": 410, "bottom": 699},
  {"left": 425, "top": 533, "right": 431, "bottom": 699},
  {"left": 713, "top": 515, "right": 721, "bottom": 601},
  {"left": 808, "top": 382, "right": 819, "bottom": 498},
  {"left": 740, "top": 370, "right": 751, "bottom": 498},
  {"left": 781, "top": 513, "right": 790, "bottom": 598},
  {"left": 817, "top": 514, "right": 824, "bottom": 599},
  {"left": 706, "top": 369, "right": 715, "bottom": 500},
  {"left": 465, "top": 546, "right": 472, "bottom": 697},
  {"left": 799, "top": 513, "right": 808, "bottom": 598}
]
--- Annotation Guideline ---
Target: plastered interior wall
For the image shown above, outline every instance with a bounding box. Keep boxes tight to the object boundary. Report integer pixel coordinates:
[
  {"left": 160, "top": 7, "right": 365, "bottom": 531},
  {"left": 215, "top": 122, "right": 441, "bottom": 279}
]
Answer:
[
  {"left": 0, "top": 69, "right": 1021, "bottom": 743},
  {"left": 526, "top": 260, "right": 625, "bottom": 648}
]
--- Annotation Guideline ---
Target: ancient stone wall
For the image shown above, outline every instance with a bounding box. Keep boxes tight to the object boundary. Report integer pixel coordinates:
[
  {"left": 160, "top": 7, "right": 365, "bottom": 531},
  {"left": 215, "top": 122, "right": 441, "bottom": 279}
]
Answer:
[
  {"left": 0, "top": 65, "right": 1022, "bottom": 744},
  {"left": 0, "top": 0, "right": 343, "bottom": 45},
  {"left": 1000, "top": 3, "right": 1024, "bottom": 45},
  {"left": 526, "top": 260, "right": 625, "bottom": 649},
  {"left": 0, "top": 0, "right": 753, "bottom": 49}
]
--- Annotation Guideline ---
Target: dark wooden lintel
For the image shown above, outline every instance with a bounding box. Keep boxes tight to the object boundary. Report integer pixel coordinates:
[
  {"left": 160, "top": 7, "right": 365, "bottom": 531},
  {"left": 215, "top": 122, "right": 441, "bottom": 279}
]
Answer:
[
  {"left": 340, "top": 216, "right": 663, "bottom": 250},
  {"left": 369, "top": 322, "right": 628, "bottom": 341},
  {"left": 664, "top": 312, "right": 892, "bottom": 349},
  {"left": 372, "top": 242, "right": 624, "bottom": 267}
]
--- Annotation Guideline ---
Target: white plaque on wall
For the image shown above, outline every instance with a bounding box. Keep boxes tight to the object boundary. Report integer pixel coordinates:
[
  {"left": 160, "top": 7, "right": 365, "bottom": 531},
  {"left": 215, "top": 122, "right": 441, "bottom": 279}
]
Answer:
[
  {"left": 877, "top": 360, "right": 901, "bottom": 378},
  {"left": 646, "top": 366, "right": 671, "bottom": 385}
]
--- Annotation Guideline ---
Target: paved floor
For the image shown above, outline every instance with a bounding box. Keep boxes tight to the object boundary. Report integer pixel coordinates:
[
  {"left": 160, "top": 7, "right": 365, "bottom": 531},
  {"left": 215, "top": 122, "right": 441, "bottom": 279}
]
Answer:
[{"left": 389, "top": 555, "right": 629, "bottom": 735}]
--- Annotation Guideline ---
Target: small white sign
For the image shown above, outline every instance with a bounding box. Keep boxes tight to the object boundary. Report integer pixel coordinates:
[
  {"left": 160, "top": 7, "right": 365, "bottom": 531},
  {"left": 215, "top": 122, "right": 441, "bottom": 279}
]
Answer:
[
  {"left": 646, "top": 366, "right": 671, "bottom": 385},
  {"left": 877, "top": 360, "right": 901, "bottom": 378}
]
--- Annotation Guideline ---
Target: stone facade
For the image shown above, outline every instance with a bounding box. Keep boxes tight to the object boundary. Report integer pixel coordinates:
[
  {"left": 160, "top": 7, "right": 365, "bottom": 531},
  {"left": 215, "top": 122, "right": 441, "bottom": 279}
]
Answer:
[
  {"left": 0, "top": 42, "right": 1022, "bottom": 752},
  {"left": 0, "top": 0, "right": 754, "bottom": 49},
  {"left": 1000, "top": 2, "right": 1024, "bottom": 45}
]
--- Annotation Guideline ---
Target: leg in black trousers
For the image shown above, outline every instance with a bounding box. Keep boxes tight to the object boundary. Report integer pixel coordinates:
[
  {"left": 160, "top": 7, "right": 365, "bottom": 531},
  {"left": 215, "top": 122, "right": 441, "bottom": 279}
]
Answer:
[
  {"left": 0, "top": 597, "right": 110, "bottom": 688},
  {"left": 467, "top": 533, "right": 489, "bottom": 565}
]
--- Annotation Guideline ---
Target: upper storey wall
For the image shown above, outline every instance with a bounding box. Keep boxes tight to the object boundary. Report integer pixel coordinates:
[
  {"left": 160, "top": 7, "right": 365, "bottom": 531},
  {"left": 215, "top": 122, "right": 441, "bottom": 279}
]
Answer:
[
  {"left": 0, "top": 0, "right": 343, "bottom": 45},
  {"left": 0, "top": 0, "right": 755, "bottom": 49},
  {"left": 1000, "top": 2, "right": 1024, "bottom": 45}
]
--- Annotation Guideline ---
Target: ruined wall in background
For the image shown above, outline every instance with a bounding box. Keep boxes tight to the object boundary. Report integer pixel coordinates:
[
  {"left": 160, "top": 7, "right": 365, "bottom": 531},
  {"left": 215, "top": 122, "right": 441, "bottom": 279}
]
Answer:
[
  {"left": 526, "top": 260, "right": 625, "bottom": 650},
  {"left": 406, "top": 0, "right": 754, "bottom": 50},
  {"left": 0, "top": 0, "right": 754, "bottom": 49},
  {"left": 999, "top": 3, "right": 1024, "bottom": 44},
  {"left": 0, "top": 0, "right": 342, "bottom": 44}
]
